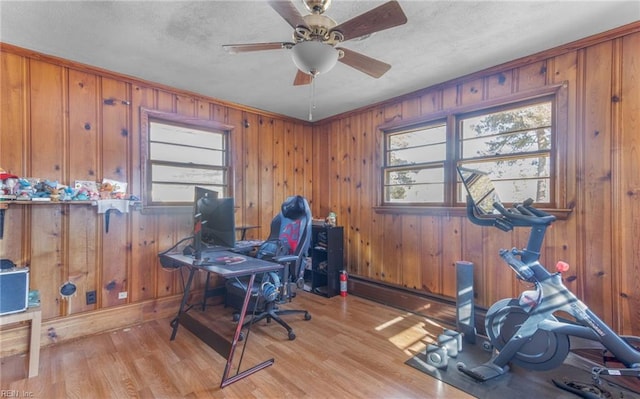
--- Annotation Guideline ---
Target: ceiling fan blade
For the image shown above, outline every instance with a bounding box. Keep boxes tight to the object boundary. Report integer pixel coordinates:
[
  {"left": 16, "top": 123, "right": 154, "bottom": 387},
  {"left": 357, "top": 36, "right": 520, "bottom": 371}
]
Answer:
[
  {"left": 331, "top": 0, "right": 407, "bottom": 42},
  {"left": 338, "top": 47, "right": 391, "bottom": 78},
  {"left": 268, "top": 0, "right": 308, "bottom": 29},
  {"left": 293, "top": 69, "right": 313, "bottom": 86},
  {"left": 222, "top": 42, "right": 290, "bottom": 54}
]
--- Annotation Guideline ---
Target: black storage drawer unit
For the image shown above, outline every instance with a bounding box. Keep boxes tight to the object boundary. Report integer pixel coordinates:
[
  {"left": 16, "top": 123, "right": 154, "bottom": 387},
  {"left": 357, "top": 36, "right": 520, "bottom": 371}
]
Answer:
[{"left": 309, "top": 225, "right": 343, "bottom": 297}]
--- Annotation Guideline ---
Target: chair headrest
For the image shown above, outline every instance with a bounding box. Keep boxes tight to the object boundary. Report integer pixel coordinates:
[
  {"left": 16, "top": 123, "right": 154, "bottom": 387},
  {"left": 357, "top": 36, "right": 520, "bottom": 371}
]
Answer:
[{"left": 281, "top": 195, "right": 307, "bottom": 220}]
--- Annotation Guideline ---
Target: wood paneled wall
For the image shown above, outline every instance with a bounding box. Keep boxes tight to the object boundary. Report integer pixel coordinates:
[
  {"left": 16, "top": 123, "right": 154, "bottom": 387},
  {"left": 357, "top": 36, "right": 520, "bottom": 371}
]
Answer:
[
  {"left": 1, "top": 22, "right": 638, "bottom": 353},
  {"left": 0, "top": 44, "right": 312, "bottom": 352},
  {"left": 312, "top": 23, "right": 640, "bottom": 335}
]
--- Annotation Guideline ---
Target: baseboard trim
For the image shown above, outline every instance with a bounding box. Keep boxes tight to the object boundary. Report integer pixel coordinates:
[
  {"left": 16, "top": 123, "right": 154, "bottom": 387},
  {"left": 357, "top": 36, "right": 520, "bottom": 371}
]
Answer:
[
  {"left": 348, "top": 276, "right": 486, "bottom": 333},
  {"left": 0, "top": 295, "right": 183, "bottom": 357}
]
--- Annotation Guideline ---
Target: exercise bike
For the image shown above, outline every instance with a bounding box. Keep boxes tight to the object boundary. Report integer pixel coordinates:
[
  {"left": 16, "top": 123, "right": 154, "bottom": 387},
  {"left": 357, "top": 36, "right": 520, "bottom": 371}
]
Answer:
[{"left": 456, "top": 167, "right": 640, "bottom": 395}]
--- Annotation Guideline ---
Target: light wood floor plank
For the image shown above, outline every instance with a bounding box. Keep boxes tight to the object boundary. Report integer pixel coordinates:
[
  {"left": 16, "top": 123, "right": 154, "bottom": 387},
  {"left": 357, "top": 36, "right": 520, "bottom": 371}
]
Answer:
[{"left": 1, "top": 292, "right": 472, "bottom": 398}]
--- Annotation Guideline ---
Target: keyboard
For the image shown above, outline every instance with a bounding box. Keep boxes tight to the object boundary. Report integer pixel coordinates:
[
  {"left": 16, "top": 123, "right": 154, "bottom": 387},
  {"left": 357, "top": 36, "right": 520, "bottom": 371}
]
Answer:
[
  {"left": 233, "top": 240, "right": 264, "bottom": 254},
  {"left": 201, "top": 245, "right": 231, "bottom": 253}
]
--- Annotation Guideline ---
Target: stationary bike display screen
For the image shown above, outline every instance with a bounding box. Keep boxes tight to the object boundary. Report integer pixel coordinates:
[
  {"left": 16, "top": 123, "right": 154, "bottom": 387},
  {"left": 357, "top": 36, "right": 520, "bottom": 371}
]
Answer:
[
  {"left": 457, "top": 167, "right": 502, "bottom": 215},
  {"left": 193, "top": 187, "right": 236, "bottom": 257}
]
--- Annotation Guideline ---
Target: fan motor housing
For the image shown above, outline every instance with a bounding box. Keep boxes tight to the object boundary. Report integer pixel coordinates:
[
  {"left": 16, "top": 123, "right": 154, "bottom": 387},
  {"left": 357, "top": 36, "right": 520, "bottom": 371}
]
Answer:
[
  {"left": 303, "top": 0, "right": 332, "bottom": 14},
  {"left": 296, "top": 14, "right": 342, "bottom": 44}
]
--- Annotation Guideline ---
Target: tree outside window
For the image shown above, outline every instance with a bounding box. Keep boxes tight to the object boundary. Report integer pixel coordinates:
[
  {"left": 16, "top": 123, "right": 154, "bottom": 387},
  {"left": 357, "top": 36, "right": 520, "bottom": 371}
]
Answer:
[
  {"left": 381, "top": 89, "right": 562, "bottom": 209},
  {"left": 458, "top": 99, "right": 552, "bottom": 205}
]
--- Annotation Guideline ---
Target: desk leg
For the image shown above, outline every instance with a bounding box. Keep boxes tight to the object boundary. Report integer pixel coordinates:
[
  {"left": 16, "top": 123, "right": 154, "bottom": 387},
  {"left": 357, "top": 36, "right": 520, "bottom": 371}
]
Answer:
[
  {"left": 220, "top": 273, "right": 274, "bottom": 388},
  {"left": 170, "top": 267, "right": 196, "bottom": 341},
  {"left": 202, "top": 272, "right": 211, "bottom": 311}
]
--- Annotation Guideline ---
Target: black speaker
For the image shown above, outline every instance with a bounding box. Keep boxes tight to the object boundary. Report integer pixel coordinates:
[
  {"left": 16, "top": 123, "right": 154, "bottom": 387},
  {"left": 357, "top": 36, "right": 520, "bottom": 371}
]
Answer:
[
  {"left": 0, "top": 267, "right": 29, "bottom": 316},
  {"left": 456, "top": 261, "right": 477, "bottom": 344}
]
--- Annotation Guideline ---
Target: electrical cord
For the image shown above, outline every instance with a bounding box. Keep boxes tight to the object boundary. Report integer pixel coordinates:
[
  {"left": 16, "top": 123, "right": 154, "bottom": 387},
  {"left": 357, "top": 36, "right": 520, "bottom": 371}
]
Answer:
[
  {"left": 159, "top": 235, "right": 194, "bottom": 272},
  {"left": 159, "top": 235, "right": 193, "bottom": 256}
]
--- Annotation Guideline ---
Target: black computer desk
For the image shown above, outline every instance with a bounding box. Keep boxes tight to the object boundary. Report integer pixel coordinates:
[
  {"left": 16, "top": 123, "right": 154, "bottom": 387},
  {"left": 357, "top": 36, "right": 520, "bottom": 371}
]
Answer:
[{"left": 159, "top": 250, "right": 283, "bottom": 388}]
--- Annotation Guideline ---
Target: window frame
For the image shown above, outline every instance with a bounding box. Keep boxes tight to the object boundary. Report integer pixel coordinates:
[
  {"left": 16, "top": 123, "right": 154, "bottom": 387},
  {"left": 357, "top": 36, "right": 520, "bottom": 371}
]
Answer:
[
  {"left": 139, "top": 108, "right": 235, "bottom": 211},
  {"left": 383, "top": 120, "right": 448, "bottom": 205},
  {"left": 455, "top": 95, "right": 555, "bottom": 208},
  {"left": 377, "top": 83, "right": 569, "bottom": 215}
]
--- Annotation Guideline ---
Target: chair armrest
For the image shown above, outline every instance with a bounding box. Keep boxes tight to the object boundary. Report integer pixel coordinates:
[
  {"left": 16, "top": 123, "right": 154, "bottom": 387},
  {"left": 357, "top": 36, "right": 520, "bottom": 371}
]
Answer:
[{"left": 272, "top": 255, "right": 298, "bottom": 264}]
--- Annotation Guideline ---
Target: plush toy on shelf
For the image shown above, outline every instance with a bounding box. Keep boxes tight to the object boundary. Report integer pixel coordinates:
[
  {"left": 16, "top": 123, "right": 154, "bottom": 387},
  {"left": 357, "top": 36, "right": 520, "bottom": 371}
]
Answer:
[
  {"left": 326, "top": 211, "right": 337, "bottom": 227},
  {"left": 0, "top": 168, "right": 19, "bottom": 200}
]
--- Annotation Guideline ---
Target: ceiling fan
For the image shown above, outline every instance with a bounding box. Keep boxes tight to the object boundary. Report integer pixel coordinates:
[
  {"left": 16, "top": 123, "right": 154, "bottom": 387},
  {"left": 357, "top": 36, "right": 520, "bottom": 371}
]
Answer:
[{"left": 223, "top": 0, "right": 408, "bottom": 86}]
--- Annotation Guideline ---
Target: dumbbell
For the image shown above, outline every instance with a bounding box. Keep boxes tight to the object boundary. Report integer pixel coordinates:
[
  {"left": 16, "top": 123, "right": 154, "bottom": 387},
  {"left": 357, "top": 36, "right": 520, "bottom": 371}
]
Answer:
[{"left": 426, "top": 344, "right": 449, "bottom": 369}]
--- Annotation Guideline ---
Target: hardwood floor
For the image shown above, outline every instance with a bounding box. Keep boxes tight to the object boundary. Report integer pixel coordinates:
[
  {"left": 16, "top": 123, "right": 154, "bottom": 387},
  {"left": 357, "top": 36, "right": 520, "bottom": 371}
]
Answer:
[{"left": 1, "top": 292, "right": 473, "bottom": 398}]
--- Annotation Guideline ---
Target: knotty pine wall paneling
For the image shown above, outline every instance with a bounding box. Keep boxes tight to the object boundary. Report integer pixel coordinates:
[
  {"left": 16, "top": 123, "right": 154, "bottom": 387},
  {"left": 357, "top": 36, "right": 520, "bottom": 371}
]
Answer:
[
  {"left": 580, "top": 41, "right": 615, "bottom": 326},
  {"left": 348, "top": 110, "right": 365, "bottom": 277},
  {"left": 29, "top": 60, "right": 66, "bottom": 319},
  {"left": 545, "top": 51, "right": 581, "bottom": 302},
  {"left": 311, "top": 121, "right": 330, "bottom": 219},
  {"left": 0, "top": 43, "right": 313, "bottom": 355},
  {"left": 336, "top": 117, "right": 351, "bottom": 269},
  {"left": 616, "top": 33, "right": 640, "bottom": 334},
  {"left": 312, "top": 25, "right": 640, "bottom": 335},
  {"left": 283, "top": 121, "right": 297, "bottom": 198},
  {"left": 273, "top": 118, "right": 287, "bottom": 210},
  {"left": 258, "top": 116, "right": 276, "bottom": 229},
  {"left": 243, "top": 111, "right": 262, "bottom": 237},
  {"left": 130, "top": 84, "right": 157, "bottom": 303},
  {"left": 290, "top": 120, "right": 312, "bottom": 200},
  {"left": 100, "top": 77, "right": 130, "bottom": 308},
  {"left": 0, "top": 52, "right": 26, "bottom": 272},
  {"left": 226, "top": 107, "right": 245, "bottom": 231},
  {"left": 67, "top": 69, "right": 99, "bottom": 314}
]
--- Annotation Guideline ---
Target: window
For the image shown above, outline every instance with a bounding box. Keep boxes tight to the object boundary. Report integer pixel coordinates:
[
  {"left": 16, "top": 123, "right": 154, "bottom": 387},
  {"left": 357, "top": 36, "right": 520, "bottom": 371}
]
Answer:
[
  {"left": 457, "top": 100, "right": 552, "bottom": 205},
  {"left": 384, "top": 122, "right": 447, "bottom": 203},
  {"left": 140, "top": 109, "right": 234, "bottom": 208},
  {"left": 381, "top": 84, "right": 566, "bottom": 209}
]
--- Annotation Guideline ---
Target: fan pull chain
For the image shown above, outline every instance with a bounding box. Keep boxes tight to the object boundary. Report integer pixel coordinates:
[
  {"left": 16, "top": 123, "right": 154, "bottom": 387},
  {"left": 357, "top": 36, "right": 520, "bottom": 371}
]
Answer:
[{"left": 308, "top": 74, "right": 316, "bottom": 121}]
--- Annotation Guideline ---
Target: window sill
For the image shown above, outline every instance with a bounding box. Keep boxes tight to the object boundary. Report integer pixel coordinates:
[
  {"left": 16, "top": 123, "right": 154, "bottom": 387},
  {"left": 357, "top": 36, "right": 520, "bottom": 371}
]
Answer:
[{"left": 373, "top": 205, "right": 573, "bottom": 220}]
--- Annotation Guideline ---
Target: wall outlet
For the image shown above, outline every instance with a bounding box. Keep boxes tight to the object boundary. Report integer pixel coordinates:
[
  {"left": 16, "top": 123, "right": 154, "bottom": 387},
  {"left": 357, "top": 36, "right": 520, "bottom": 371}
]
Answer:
[
  {"left": 118, "top": 291, "right": 128, "bottom": 299},
  {"left": 86, "top": 290, "right": 97, "bottom": 305}
]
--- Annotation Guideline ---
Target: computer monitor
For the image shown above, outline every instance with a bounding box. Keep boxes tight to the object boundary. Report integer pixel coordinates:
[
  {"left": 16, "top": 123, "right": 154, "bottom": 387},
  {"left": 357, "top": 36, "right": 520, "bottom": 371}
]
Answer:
[{"left": 193, "top": 187, "right": 235, "bottom": 260}]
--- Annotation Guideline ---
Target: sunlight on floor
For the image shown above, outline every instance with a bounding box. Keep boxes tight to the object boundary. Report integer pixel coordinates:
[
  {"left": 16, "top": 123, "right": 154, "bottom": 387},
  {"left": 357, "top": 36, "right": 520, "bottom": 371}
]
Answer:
[{"left": 375, "top": 311, "right": 446, "bottom": 356}]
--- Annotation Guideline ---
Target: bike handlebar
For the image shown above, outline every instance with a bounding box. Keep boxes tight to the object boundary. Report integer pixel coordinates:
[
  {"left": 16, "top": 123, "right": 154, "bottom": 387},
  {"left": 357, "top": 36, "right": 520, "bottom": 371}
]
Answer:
[{"left": 465, "top": 197, "right": 556, "bottom": 231}]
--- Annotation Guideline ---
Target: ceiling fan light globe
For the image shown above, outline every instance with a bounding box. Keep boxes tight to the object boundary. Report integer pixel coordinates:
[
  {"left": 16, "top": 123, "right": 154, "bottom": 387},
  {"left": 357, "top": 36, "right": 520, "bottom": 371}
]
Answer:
[{"left": 292, "top": 41, "right": 339, "bottom": 76}]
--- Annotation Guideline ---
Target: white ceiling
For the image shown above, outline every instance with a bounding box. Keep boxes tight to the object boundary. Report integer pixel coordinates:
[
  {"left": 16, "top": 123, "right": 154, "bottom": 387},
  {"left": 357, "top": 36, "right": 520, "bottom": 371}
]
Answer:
[{"left": 1, "top": 1, "right": 639, "bottom": 121}]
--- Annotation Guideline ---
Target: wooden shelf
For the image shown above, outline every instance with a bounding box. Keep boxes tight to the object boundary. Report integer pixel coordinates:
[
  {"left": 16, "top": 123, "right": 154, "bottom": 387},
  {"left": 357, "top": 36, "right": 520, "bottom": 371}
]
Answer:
[{"left": 1, "top": 200, "right": 94, "bottom": 206}]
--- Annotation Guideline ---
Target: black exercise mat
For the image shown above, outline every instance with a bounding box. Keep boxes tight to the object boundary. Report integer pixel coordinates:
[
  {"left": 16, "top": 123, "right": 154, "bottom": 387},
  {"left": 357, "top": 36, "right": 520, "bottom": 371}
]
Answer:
[{"left": 406, "top": 338, "right": 639, "bottom": 399}]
